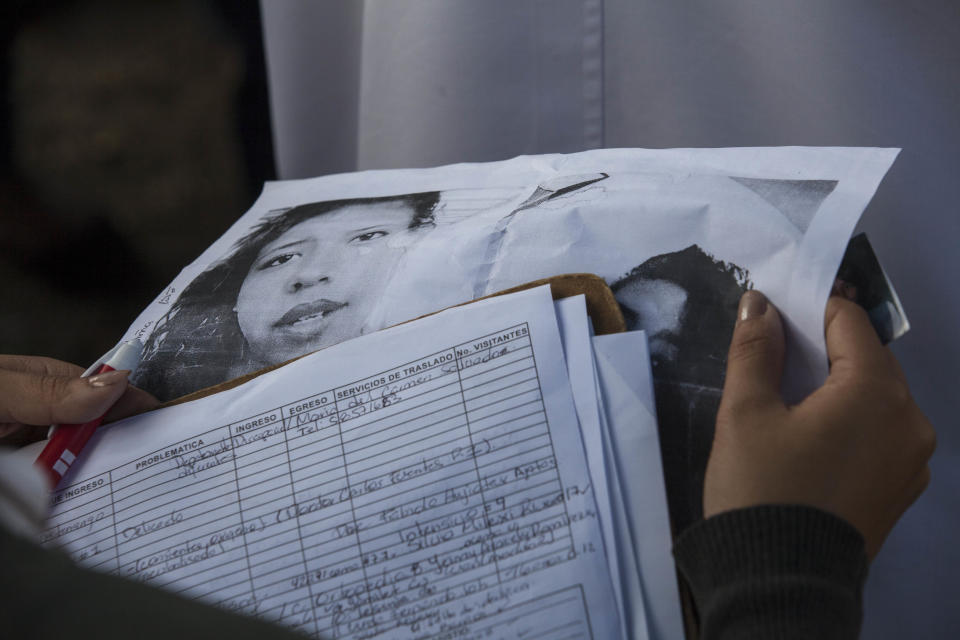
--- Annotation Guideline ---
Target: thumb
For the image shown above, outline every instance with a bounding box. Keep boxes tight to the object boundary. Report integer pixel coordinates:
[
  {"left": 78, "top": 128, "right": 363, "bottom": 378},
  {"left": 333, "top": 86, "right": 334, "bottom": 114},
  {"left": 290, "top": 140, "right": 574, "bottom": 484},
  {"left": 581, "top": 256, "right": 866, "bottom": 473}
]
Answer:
[
  {"left": 0, "top": 368, "right": 131, "bottom": 427},
  {"left": 720, "top": 290, "right": 787, "bottom": 413}
]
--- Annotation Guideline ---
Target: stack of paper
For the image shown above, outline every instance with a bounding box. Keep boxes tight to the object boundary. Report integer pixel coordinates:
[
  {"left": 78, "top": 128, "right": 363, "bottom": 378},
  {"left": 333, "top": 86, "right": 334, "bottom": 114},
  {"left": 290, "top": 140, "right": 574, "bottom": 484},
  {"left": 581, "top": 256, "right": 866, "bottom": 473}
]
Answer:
[
  {"left": 117, "top": 147, "right": 897, "bottom": 537},
  {"left": 39, "top": 286, "right": 682, "bottom": 640}
]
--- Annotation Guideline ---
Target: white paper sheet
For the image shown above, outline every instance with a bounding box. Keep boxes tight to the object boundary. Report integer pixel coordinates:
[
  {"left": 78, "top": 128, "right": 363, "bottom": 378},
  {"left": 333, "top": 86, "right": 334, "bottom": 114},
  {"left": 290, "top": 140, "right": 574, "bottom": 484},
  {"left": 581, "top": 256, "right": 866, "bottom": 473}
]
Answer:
[
  {"left": 41, "top": 287, "right": 621, "bottom": 639},
  {"left": 593, "top": 332, "right": 684, "bottom": 640},
  {"left": 124, "top": 148, "right": 895, "bottom": 405},
  {"left": 553, "top": 296, "right": 640, "bottom": 639},
  {"left": 591, "top": 353, "right": 649, "bottom": 640}
]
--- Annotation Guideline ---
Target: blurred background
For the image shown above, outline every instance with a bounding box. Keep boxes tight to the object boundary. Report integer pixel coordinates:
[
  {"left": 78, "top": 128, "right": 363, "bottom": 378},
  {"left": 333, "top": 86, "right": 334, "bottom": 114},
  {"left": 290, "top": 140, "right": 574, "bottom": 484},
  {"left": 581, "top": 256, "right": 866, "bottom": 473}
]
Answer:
[
  {"left": 0, "top": 0, "right": 273, "bottom": 364},
  {"left": 3, "top": 1, "right": 958, "bottom": 637}
]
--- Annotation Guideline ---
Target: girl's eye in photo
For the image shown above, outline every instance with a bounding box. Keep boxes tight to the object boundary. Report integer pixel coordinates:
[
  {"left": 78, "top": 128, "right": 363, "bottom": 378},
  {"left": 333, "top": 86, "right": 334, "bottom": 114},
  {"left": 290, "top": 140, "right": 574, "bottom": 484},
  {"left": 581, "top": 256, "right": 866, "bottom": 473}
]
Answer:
[
  {"left": 257, "top": 252, "right": 301, "bottom": 270},
  {"left": 350, "top": 230, "right": 388, "bottom": 243}
]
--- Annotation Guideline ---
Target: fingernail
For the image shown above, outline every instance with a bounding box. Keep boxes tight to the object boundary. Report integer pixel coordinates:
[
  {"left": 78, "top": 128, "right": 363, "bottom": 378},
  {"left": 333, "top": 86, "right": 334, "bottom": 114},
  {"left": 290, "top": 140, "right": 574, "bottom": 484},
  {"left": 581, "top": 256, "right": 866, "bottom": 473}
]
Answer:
[
  {"left": 738, "top": 290, "right": 767, "bottom": 323},
  {"left": 87, "top": 369, "right": 130, "bottom": 388}
]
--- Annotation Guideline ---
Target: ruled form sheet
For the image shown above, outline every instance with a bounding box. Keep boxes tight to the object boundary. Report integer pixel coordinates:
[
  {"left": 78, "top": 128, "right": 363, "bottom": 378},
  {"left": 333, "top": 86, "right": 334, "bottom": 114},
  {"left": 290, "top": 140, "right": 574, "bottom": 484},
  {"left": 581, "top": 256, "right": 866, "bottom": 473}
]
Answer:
[{"left": 40, "top": 286, "right": 621, "bottom": 639}]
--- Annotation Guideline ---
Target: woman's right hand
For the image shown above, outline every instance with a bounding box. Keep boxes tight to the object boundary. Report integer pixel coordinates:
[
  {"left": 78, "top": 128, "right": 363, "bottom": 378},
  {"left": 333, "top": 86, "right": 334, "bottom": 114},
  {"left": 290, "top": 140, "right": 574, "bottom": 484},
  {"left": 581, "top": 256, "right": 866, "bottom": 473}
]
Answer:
[{"left": 704, "top": 291, "right": 935, "bottom": 558}]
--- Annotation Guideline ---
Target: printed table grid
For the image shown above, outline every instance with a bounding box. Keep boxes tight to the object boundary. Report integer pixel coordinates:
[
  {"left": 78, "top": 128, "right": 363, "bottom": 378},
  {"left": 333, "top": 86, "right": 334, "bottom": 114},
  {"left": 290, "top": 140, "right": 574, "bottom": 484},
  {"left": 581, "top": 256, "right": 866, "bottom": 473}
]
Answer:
[{"left": 44, "top": 323, "right": 585, "bottom": 638}]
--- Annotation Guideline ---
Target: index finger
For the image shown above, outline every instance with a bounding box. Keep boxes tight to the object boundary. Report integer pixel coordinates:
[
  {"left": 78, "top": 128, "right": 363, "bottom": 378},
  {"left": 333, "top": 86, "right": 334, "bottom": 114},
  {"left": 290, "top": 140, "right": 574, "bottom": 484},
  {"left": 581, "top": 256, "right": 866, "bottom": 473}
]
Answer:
[
  {"left": 824, "top": 296, "right": 892, "bottom": 375},
  {"left": 0, "top": 368, "right": 128, "bottom": 426}
]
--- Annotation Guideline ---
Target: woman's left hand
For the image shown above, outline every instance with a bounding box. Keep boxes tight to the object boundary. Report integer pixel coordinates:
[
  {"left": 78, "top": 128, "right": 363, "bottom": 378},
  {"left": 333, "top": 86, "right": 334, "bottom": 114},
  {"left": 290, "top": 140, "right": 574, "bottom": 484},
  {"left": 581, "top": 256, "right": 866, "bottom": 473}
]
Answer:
[{"left": 0, "top": 355, "right": 158, "bottom": 444}]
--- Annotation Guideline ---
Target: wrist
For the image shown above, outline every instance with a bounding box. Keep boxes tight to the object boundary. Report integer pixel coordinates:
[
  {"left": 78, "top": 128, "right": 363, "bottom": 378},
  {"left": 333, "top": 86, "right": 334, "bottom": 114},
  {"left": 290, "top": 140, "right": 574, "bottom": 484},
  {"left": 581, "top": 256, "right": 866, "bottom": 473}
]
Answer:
[{"left": 674, "top": 504, "right": 868, "bottom": 639}]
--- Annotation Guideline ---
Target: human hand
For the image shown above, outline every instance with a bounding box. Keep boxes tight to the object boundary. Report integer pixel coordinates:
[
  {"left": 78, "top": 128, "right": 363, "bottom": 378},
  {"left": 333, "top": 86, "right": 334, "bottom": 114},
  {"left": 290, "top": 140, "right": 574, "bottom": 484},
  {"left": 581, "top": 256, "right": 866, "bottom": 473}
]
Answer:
[
  {"left": 704, "top": 291, "right": 935, "bottom": 558},
  {"left": 0, "top": 355, "right": 158, "bottom": 445}
]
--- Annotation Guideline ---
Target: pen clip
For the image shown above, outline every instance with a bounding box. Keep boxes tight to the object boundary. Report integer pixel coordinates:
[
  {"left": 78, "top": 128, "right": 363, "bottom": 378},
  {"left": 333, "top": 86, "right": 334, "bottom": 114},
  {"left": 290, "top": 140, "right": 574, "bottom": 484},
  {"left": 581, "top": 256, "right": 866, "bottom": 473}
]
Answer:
[
  {"left": 80, "top": 339, "right": 144, "bottom": 378},
  {"left": 46, "top": 339, "right": 143, "bottom": 440},
  {"left": 80, "top": 346, "right": 120, "bottom": 378}
]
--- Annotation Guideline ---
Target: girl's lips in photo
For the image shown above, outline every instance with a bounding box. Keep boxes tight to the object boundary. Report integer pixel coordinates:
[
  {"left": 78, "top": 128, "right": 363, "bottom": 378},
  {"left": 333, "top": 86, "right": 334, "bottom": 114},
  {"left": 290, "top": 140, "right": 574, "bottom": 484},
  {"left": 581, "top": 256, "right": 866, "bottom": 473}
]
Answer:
[{"left": 274, "top": 298, "right": 349, "bottom": 328}]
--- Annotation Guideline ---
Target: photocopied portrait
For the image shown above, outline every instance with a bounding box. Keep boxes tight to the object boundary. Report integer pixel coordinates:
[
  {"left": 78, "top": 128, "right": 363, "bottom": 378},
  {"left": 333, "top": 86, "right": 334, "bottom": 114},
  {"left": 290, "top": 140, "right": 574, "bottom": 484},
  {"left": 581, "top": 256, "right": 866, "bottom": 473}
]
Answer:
[
  {"left": 612, "top": 244, "right": 750, "bottom": 386},
  {"left": 611, "top": 244, "right": 751, "bottom": 531},
  {"left": 133, "top": 191, "right": 441, "bottom": 401}
]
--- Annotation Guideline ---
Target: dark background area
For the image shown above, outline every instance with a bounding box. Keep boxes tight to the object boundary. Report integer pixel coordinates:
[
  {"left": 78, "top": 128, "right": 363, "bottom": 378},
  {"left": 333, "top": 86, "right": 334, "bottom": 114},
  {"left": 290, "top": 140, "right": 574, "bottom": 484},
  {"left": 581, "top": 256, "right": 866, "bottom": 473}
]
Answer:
[{"left": 1, "top": 0, "right": 274, "bottom": 366}]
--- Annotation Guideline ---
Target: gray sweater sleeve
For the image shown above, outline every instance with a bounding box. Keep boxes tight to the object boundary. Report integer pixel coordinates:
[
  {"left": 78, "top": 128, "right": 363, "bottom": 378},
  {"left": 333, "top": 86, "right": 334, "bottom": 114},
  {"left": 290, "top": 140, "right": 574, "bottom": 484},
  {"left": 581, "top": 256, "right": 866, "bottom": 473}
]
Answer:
[{"left": 673, "top": 504, "right": 869, "bottom": 640}]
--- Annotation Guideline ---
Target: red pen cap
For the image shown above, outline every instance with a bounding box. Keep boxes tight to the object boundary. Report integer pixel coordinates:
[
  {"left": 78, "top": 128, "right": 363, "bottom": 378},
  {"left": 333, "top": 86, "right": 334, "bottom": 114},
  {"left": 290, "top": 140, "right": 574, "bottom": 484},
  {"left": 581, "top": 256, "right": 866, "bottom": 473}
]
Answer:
[{"left": 36, "top": 339, "right": 144, "bottom": 487}]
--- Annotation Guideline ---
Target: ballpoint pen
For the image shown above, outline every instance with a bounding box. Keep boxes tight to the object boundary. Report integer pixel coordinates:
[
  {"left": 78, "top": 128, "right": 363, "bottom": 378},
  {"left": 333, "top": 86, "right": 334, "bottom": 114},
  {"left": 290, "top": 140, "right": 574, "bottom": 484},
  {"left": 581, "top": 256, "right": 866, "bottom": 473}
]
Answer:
[{"left": 34, "top": 339, "right": 143, "bottom": 488}]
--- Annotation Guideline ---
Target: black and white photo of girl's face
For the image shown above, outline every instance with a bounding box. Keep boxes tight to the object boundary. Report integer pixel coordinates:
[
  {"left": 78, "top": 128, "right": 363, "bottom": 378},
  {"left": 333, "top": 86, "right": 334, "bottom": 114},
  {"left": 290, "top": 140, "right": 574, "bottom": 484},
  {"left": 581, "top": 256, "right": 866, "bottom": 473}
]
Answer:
[
  {"left": 235, "top": 200, "right": 423, "bottom": 365},
  {"left": 613, "top": 277, "right": 688, "bottom": 366}
]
